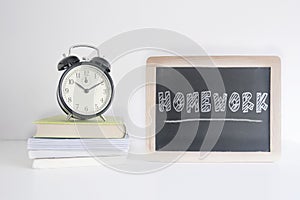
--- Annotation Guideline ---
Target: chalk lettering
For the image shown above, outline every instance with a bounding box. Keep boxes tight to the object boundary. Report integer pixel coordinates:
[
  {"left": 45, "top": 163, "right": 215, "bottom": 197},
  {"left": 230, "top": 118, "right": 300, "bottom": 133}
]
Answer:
[
  {"left": 201, "top": 91, "right": 211, "bottom": 113},
  {"left": 213, "top": 93, "right": 228, "bottom": 112},
  {"left": 157, "top": 90, "right": 268, "bottom": 114},
  {"left": 256, "top": 92, "right": 268, "bottom": 113},
  {"left": 186, "top": 92, "right": 199, "bottom": 113},
  {"left": 228, "top": 92, "right": 240, "bottom": 112},
  {"left": 242, "top": 92, "right": 254, "bottom": 113},
  {"left": 158, "top": 91, "right": 171, "bottom": 112},
  {"left": 173, "top": 92, "right": 185, "bottom": 112}
]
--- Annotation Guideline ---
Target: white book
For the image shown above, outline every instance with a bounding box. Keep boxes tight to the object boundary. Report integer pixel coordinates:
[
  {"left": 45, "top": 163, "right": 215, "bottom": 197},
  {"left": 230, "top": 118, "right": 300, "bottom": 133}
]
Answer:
[
  {"left": 28, "top": 149, "right": 128, "bottom": 159},
  {"left": 27, "top": 137, "right": 129, "bottom": 150},
  {"left": 32, "top": 157, "right": 127, "bottom": 169}
]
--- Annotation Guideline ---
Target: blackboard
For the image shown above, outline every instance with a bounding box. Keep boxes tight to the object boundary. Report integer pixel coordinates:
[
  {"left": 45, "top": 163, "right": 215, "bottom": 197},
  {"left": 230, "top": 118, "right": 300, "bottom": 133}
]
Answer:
[
  {"left": 155, "top": 67, "right": 270, "bottom": 152},
  {"left": 146, "top": 56, "right": 281, "bottom": 162}
]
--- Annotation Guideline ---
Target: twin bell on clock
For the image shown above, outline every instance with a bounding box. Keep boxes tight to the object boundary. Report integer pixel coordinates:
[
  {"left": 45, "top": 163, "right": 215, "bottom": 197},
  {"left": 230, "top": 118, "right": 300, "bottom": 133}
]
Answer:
[{"left": 57, "top": 45, "right": 114, "bottom": 120}]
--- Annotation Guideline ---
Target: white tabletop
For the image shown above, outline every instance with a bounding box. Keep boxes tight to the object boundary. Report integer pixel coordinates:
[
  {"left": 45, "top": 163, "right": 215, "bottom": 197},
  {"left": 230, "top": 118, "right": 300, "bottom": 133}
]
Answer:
[{"left": 0, "top": 140, "right": 299, "bottom": 200}]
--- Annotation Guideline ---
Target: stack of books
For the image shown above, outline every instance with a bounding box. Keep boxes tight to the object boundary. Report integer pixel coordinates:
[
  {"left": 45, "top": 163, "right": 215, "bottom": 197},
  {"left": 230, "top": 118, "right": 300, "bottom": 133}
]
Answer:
[{"left": 27, "top": 115, "right": 129, "bottom": 168}]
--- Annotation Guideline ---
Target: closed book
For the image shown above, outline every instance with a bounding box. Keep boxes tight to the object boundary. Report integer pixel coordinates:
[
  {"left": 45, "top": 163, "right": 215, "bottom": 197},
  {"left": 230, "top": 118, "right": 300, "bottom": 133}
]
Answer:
[
  {"left": 28, "top": 149, "right": 128, "bottom": 159},
  {"left": 32, "top": 157, "right": 126, "bottom": 169},
  {"left": 34, "top": 115, "right": 126, "bottom": 138},
  {"left": 27, "top": 137, "right": 129, "bottom": 150}
]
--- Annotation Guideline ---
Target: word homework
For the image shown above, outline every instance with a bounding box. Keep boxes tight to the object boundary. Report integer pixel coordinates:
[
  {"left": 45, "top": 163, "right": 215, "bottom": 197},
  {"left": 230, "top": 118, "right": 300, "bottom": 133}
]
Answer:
[{"left": 158, "top": 91, "right": 269, "bottom": 114}]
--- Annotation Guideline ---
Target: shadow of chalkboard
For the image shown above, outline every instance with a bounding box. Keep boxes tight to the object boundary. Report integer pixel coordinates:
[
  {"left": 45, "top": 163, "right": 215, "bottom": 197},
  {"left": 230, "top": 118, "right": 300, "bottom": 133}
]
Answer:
[{"left": 155, "top": 67, "right": 270, "bottom": 152}]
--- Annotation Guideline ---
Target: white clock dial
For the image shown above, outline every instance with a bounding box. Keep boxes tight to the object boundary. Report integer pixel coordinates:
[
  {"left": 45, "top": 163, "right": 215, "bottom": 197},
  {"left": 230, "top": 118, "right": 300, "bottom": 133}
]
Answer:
[{"left": 61, "top": 65, "right": 112, "bottom": 115}]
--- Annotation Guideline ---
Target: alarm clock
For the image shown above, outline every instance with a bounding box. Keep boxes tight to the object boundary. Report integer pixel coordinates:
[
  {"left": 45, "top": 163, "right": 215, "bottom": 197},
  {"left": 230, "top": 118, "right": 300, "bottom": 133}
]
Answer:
[{"left": 57, "top": 45, "right": 114, "bottom": 120}]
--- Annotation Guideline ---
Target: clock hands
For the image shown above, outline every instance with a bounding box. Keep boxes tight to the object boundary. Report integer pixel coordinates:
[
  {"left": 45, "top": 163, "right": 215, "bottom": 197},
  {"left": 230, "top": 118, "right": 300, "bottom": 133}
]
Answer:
[
  {"left": 75, "top": 81, "right": 103, "bottom": 93},
  {"left": 75, "top": 82, "right": 89, "bottom": 93},
  {"left": 86, "top": 81, "right": 104, "bottom": 92}
]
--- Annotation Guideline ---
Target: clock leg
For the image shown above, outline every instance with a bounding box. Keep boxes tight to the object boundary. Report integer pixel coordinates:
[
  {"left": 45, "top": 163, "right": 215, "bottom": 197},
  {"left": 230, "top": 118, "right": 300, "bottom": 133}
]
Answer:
[
  {"left": 66, "top": 114, "right": 72, "bottom": 121},
  {"left": 99, "top": 115, "right": 106, "bottom": 122}
]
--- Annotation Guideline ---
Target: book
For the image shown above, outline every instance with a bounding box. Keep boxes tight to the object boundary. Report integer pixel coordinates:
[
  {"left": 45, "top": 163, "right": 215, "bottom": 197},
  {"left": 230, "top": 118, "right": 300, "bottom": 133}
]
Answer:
[
  {"left": 27, "top": 137, "right": 129, "bottom": 150},
  {"left": 33, "top": 115, "right": 126, "bottom": 138},
  {"left": 32, "top": 156, "right": 127, "bottom": 169},
  {"left": 29, "top": 115, "right": 129, "bottom": 168},
  {"left": 28, "top": 149, "right": 128, "bottom": 159}
]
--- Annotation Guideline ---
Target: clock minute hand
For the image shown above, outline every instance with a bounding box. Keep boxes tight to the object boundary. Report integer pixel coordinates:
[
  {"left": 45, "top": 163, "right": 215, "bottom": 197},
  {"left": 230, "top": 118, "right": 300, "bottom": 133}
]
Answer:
[{"left": 86, "top": 81, "right": 104, "bottom": 92}]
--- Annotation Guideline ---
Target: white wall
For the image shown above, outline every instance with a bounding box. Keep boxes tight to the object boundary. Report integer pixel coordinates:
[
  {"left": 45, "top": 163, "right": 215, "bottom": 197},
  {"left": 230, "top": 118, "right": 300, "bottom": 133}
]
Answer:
[{"left": 0, "top": 0, "right": 299, "bottom": 141}]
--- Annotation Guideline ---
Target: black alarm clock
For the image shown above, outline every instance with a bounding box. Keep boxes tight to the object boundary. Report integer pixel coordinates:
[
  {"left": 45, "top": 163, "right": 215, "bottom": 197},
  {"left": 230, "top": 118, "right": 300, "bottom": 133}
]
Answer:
[{"left": 57, "top": 45, "right": 114, "bottom": 120}]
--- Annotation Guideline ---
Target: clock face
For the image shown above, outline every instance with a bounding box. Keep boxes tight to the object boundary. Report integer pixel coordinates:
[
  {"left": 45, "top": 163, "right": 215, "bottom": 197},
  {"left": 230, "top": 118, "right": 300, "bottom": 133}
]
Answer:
[{"left": 60, "top": 65, "right": 112, "bottom": 116}]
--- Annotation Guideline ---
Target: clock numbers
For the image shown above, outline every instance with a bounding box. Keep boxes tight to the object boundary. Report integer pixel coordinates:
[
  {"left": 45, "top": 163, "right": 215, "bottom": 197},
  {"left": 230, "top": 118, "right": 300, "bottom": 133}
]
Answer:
[
  {"left": 84, "top": 77, "right": 88, "bottom": 83},
  {"left": 61, "top": 65, "right": 112, "bottom": 116},
  {"left": 69, "top": 79, "right": 74, "bottom": 85}
]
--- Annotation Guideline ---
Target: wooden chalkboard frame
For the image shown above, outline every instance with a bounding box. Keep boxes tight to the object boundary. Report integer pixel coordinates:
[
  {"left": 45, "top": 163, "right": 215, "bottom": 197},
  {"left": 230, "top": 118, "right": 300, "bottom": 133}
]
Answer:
[{"left": 146, "top": 56, "right": 281, "bottom": 162}]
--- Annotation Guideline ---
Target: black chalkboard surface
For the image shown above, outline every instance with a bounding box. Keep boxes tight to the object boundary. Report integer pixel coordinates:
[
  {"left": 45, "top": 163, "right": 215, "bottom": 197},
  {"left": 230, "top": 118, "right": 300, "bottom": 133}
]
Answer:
[
  {"left": 155, "top": 67, "right": 270, "bottom": 152},
  {"left": 146, "top": 56, "right": 281, "bottom": 162}
]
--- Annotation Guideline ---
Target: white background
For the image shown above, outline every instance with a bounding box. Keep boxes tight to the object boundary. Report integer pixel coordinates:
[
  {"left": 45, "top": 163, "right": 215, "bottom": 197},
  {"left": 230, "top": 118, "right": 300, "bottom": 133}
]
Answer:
[
  {"left": 0, "top": 0, "right": 299, "bottom": 141},
  {"left": 0, "top": 0, "right": 300, "bottom": 200}
]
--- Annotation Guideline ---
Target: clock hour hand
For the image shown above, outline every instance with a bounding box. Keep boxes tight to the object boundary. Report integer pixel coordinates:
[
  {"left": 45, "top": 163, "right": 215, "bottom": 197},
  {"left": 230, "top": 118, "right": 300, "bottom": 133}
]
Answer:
[
  {"left": 86, "top": 81, "right": 104, "bottom": 92},
  {"left": 75, "top": 82, "right": 88, "bottom": 93}
]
